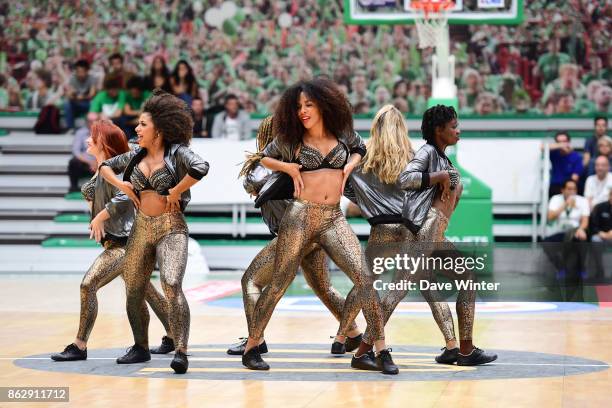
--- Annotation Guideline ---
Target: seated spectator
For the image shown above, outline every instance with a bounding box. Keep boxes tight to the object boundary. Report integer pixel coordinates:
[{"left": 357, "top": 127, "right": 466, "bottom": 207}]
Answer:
[
  {"left": 589, "top": 189, "right": 612, "bottom": 280},
  {"left": 170, "top": 60, "right": 199, "bottom": 105},
  {"left": 192, "top": 97, "right": 208, "bottom": 138},
  {"left": 145, "top": 55, "right": 171, "bottom": 92},
  {"left": 583, "top": 116, "right": 609, "bottom": 171},
  {"left": 542, "top": 64, "right": 587, "bottom": 106},
  {"left": 548, "top": 131, "right": 583, "bottom": 197},
  {"left": 89, "top": 75, "right": 126, "bottom": 122},
  {"left": 593, "top": 85, "right": 611, "bottom": 114},
  {"left": 536, "top": 38, "right": 571, "bottom": 87},
  {"left": 107, "top": 53, "right": 133, "bottom": 88},
  {"left": 584, "top": 156, "right": 612, "bottom": 209},
  {"left": 211, "top": 94, "right": 251, "bottom": 140},
  {"left": 64, "top": 59, "right": 97, "bottom": 132},
  {"left": 474, "top": 92, "right": 502, "bottom": 116},
  {"left": 118, "top": 76, "right": 150, "bottom": 139},
  {"left": 458, "top": 68, "right": 483, "bottom": 112},
  {"left": 587, "top": 136, "right": 612, "bottom": 176},
  {"left": 25, "top": 69, "right": 61, "bottom": 111},
  {"left": 349, "top": 73, "right": 373, "bottom": 111},
  {"left": 373, "top": 86, "right": 391, "bottom": 111},
  {"left": 544, "top": 179, "right": 589, "bottom": 301},
  {"left": 67, "top": 114, "right": 96, "bottom": 192}
]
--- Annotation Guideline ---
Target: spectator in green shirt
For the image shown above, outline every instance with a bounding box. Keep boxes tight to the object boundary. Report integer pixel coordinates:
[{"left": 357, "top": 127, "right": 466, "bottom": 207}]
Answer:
[
  {"left": 536, "top": 39, "right": 571, "bottom": 87},
  {"left": 89, "top": 75, "right": 125, "bottom": 121},
  {"left": 118, "top": 76, "right": 150, "bottom": 140}
]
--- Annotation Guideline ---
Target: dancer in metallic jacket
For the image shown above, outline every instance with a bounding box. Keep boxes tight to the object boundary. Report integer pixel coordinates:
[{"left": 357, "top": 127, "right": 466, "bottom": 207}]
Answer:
[
  {"left": 241, "top": 78, "right": 397, "bottom": 375},
  {"left": 398, "top": 104, "right": 497, "bottom": 366},
  {"left": 51, "top": 120, "right": 172, "bottom": 362},
  {"left": 99, "top": 90, "right": 209, "bottom": 374},
  {"left": 333, "top": 105, "right": 458, "bottom": 368},
  {"left": 226, "top": 117, "right": 362, "bottom": 356}
]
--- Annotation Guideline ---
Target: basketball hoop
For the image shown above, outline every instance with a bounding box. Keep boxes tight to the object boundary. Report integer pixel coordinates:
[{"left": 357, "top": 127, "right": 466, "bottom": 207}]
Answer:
[{"left": 411, "top": 0, "right": 454, "bottom": 49}]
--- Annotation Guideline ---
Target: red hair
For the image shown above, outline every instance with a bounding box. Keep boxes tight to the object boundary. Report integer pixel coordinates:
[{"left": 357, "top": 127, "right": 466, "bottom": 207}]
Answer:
[{"left": 91, "top": 120, "right": 129, "bottom": 160}]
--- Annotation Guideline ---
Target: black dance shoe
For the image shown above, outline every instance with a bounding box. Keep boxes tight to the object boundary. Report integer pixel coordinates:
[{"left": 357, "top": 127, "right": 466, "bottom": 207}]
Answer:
[
  {"left": 376, "top": 349, "right": 399, "bottom": 375},
  {"left": 227, "top": 338, "right": 269, "bottom": 355},
  {"left": 457, "top": 347, "right": 498, "bottom": 366},
  {"left": 170, "top": 351, "right": 189, "bottom": 374},
  {"left": 150, "top": 336, "right": 175, "bottom": 355},
  {"left": 330, "top": 340, "right": 346, "bottom": 355},
  {"left": 435, "top": 347, "right": 459, "bottom": 364},
  {"left": 116, "top": 344, "right": 151, "bottom": 364},
  {"left": 345, "top": 334, "right": 363, "bottom": 352},
  {"left": 351, "top": 351, "right": 379, "bottom": 371},
  {"left": 51, "top": 343, "right": 87, "bottom": 361},
  {"left": 242, "top": 347, "right": 270, "bottom": 370}
]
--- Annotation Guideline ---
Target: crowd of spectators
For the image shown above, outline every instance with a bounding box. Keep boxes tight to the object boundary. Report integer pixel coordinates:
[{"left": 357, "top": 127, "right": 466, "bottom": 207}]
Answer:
[
  {"left": 0, "top": 0, "right": 610, "bottom": 123},
  {"left": 545, "top": 116, "right": 611, "bottom": 284}
]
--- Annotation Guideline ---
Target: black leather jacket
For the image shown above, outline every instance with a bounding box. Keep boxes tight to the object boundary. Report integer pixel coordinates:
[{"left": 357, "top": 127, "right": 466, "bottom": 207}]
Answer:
[
  {"left": 243, "top": 163, "right": 288, "bottom": 235},
  {"left": 399, "top": 143, "right": 456, "bottom": 233},
  {"left": 254, "top": 131, "right": 367, "bottom": 208},
  {"left": 101, "top": 144, "right": 209, "bottom": 212}
]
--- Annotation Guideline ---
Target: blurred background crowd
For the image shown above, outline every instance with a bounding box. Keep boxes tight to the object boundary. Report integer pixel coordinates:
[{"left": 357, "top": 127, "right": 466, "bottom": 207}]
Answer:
[{"left": 0, "top": 0, "right": 610, "bottom": 123}]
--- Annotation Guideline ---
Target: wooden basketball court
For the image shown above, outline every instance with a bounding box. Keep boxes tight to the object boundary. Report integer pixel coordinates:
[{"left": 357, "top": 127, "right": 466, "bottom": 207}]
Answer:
[{"left": 1, "top": 273, "right": 610, "bottom": 408}]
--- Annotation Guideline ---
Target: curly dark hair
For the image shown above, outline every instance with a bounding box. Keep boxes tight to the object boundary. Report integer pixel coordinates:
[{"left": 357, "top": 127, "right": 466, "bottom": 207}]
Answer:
[
  {"left": 421, "top": 104, "right": 457, "bottom": 144},
  {"left": 142, "top": 89, "right": 194, "bottom": 145},
  {"left": 273, "top": 78, "right": 354, "bottom": 155}
]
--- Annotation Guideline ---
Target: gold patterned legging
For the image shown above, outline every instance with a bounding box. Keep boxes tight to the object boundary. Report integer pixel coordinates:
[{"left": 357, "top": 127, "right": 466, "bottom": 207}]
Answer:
[
  {"left": 248, "top": 199, "right": 384, "bottom": 341},
  {"left": 76, "top": 240, "right": 170, "bottom": 342},
  {"left": 338, "top": 207, "right": 475, "bottom": 343},
  {"left": 242, "top": 238, "right": 358, "bottom": 333},
  {"left": 120, "top": 212, "right": 190, "bottom": 350}
]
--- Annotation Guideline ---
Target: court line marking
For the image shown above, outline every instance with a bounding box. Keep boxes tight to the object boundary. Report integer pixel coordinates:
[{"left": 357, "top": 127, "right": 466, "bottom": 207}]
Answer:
[
  {"left": 136, "top": 367, "right": 474, "bottom": 373},
  {"left": 6, "top": 358, "right": 609, "bottom": 367},
  {"left": 189, "top": 348, "right": 438, "bottom": 356}
]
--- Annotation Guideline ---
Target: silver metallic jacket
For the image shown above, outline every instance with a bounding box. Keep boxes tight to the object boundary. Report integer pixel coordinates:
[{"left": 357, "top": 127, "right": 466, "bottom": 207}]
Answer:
[
  {"left": 254, "top": 131, "right": 367, "bottom": 207},
  {"left": 101, "top": 144, "right": 209, "bottom": 212},
  {"left": 399, "top": 143, "right": 455, "bottom": 234},
  {"left": 91, "top": 175, "right": 134, "bottom": 243},
  {"left": 244, "top": 163, "right": 288, "bottom": 235},
  {"left": 345, "top": 165, "right": 405, "bottom": 225}
]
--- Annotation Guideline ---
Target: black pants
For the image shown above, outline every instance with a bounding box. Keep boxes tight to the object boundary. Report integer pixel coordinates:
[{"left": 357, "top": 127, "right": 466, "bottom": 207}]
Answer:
[
  {"left": 67, "top": 157, "right": 94, "bottom": 192},
  {"left": 543, "top": 231, "right": 586, "bottom": 302}
]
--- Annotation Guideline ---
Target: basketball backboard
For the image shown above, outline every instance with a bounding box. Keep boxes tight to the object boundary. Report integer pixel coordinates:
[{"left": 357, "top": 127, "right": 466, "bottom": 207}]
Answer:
[{"left": 344, "top": 0, "right": 524, "bottom": 25}]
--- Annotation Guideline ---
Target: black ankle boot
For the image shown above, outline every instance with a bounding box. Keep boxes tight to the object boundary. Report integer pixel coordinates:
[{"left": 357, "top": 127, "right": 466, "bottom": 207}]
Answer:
[
  {"left": 170, "top": 351, "right": 189, "bottom": 374},
  {"left": 51, "top": 343, "right": 87, "bottom": 362},
  {"left": 435, "top": 347, "right": 459, "bottom": 364},
  {"left": 457, "top": 347, "right": 497, "bottom": 366},
  {"left": 227, "top": 338, "right": 268, "bottom": 355},
  {"left": 376, "top": 349, "right": 399, "bottom": 375},
  {"left": 351, "top": 350, "right": 379, "bottom": 371},
  {"left": 116, "top": 344, "right": 151, "bottom": 364},
  {"left": 150, "top": 336, "right": 175, "bottom": 355},
  {"left": 242, "top": 347, "right": 270, "bottom": 370}
]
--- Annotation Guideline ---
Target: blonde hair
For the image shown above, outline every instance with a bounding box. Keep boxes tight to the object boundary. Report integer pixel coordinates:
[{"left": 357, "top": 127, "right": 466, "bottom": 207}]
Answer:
[
  {"left": 362, "top": 104, "right": 413, "bottom": 184},
  {"left": 238, "top": 116, "right": 274, "bottom": 178}
]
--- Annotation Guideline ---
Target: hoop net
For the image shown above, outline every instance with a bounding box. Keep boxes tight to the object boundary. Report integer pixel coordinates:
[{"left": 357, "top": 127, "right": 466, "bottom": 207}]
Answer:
[{"left": 411, "top": 0, "right": 455, "bottom": 49}]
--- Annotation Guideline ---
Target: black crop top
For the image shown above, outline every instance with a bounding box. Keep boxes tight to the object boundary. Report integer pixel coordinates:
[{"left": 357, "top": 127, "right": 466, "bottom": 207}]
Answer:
[
  {"left": 297, "top": 143, "right": 348, "bottom": 171},
  {"left": 130, "top": 165, "right": 175, "bottom": 195}
]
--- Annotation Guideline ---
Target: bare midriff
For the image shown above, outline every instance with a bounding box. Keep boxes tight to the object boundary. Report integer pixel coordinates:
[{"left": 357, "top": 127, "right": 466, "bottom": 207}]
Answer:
[
  {"left": 299, "top": 169, "right": 344, "bottom": 205},
  {"left": 432, "top": 182, "right": 463, "bottom": 219},
  {"left": 138, "top": 190, "right": 178, "bottom": 217}
]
